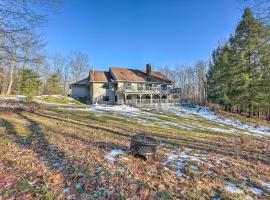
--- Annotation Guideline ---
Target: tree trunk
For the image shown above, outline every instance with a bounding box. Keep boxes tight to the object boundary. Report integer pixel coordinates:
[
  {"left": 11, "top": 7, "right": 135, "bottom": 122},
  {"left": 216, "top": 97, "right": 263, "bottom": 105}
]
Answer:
[
  {"left": 6, "top": 64, "right": 14, "bottom": 95},
  {"left": 248, "top": 103, "right": 253, "bottom": 118},
  {"left": 0, "top": 59, "right": 3, "bottom": 94}
]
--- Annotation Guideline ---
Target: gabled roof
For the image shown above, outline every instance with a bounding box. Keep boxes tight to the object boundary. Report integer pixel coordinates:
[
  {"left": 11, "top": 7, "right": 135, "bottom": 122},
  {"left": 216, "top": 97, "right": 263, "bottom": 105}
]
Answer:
[
  {"left": 89, "top": 71, "right": 113, "bottom": 82},
  {"left": 70, "top": 78, "right": 89, "bottom": 86},
  {"left": 109, "top": 68, "right": 172, "bottom": 83}
]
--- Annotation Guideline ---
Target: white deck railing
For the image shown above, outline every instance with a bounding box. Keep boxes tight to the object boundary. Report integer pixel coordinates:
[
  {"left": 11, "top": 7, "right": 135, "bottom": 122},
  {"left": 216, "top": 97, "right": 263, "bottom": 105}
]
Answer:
[
  {"left": 118, "top": 85, "right": 170, "bottom": 93},
  {"left": 119, "top": 99, "right": 180, "bottom": 107}
]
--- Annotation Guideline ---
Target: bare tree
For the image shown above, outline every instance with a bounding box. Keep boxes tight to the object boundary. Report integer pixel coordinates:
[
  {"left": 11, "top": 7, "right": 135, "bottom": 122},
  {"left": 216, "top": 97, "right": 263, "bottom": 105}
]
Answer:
[
  {"left": 0, "top": 0, "right": 62, "bottom": 95},
  {"left": 195, "top": 60, "right": 207, "bottom": 105},
  {"left": 158, "top": 61, "right": 207, "bottom": 105},
  {"left": 68, "top": 51, "right": 89, "bottom": 82},
  {"left": 51, "top": 53, "right": 70, "bottom": 94}
]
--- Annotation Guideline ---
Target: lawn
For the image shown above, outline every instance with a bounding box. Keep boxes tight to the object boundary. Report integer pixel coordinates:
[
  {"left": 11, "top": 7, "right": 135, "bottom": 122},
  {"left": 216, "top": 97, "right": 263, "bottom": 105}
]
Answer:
[
  {"left": 34, "top": 95, "right": 83, "bottom": 105},
  {"left": 0, "top": 105, "right": 269, "bottom": 199}
]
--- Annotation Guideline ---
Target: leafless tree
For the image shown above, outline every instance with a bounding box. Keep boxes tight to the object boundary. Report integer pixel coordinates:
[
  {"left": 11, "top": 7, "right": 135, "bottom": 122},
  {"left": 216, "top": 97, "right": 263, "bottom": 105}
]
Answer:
[
  {"left": 0, "top": 0, "right": 62, "bottom": 95},
  {"left": 68, "top": 51, "right": 89, "bottom": 82},
  {"left": 158, "top": 61, "right": 207, "bottom": 105},
  {"left": 195, "top": 60, "right": 207, "bottom": 105},
  {"left": 51, "top": 53, "right": 70, "bottom": 94}
]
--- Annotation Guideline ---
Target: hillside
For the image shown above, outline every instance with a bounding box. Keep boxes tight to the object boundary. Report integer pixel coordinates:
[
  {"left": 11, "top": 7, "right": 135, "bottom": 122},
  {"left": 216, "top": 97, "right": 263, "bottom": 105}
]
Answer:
[{"left": 0, "top": 105, "right": 269, "bottom": 199}]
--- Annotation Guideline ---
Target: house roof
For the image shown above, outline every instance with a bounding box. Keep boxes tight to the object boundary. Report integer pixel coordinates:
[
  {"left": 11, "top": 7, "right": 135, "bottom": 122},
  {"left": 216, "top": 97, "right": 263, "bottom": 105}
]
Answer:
[
  {"left": 109, "top": 68, "right": 172, "bottom": 83},
  {"left": 70, "top": 67, "right": 172, "bottom": 88},
  {"left": 89, "top": 71, "right": 113, "bottom": 82},
  {"left": 70, "top": 78, "right": 89, "bottom": 86}
]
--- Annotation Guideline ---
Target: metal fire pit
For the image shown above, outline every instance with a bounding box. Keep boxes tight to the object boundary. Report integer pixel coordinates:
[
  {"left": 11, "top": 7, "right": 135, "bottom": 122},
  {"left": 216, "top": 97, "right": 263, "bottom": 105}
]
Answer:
[{"left": 129, "top": 133, "right": 159, "bottom": 160}]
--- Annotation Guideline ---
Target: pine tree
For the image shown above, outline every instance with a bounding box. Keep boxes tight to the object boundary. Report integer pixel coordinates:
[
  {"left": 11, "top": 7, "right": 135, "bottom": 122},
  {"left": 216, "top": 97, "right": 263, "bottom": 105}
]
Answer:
[
  {"left": 18, "top": 69, "right": 42, "bottom": 101},
  {"left": 231, "top": 8, "right": 270, "bottom": 117},
  {"left": 207, "top": 8, "right": 270, "bottom": 120},
  {"left": 44, "top": 73, "right": 62, "bottom": 95}
]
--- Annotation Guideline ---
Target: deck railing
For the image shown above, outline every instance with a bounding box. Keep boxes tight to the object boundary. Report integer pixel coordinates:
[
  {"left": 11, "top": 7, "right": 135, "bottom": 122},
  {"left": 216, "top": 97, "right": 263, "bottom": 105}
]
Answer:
[
  {"left": 119, "top": 99, "right": 180, "bottom": 107},
  {"left": 118, "top": 85, "right": 181, "bottom": 93}
]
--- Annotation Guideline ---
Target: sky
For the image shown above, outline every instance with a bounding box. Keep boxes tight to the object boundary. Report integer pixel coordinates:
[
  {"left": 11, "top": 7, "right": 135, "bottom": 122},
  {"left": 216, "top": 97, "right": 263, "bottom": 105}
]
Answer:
[{"left": 44, "top": 0, "right": 244, "bottom": 71}]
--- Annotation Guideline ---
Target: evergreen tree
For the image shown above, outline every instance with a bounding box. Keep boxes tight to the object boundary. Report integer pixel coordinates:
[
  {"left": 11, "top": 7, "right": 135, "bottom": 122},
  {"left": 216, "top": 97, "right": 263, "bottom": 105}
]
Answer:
[
  {"left": 18, "top": 69, "right": 42, "bottom": 101},
  {"left": 231, "top": 8, "right": 270, "bottom": 117},
  {"left": 44, "top": 73, "right": 62, "bottom": 95},
  {"left": 207, "top": 8, "right": 270, "bottom": 119}
]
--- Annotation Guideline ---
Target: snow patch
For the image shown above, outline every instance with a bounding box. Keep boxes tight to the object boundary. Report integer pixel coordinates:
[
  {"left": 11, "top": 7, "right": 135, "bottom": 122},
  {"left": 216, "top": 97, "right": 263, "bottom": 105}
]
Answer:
[
  {"left": 260, "top": 180, "right": 270, "bottom": 191},
  {"left": 193, "top": 107, "right": 270, "bottom": 136},
  {"left": 245, "top": 195, "right": 254, "bottom": 200},
  {"left": 164, "top": 149, "right": 205, "bottom": 177},
  {"left": 225, "top": 183, "right": 244, "bottom": 194},
  {"left": 64, "top": 105, "right": 270, "bottom": 136},
  {"left": 105, "top": 149, "right": 124, "bottom": 163},
  {"left": 249, "top": 186, "right": 264, "bottom": 196}
]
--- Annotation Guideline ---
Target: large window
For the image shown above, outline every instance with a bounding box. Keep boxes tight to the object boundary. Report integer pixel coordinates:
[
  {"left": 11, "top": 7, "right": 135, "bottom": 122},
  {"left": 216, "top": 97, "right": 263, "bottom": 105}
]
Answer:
[{"left": 103, "top": 96, "right": 109, "bottom": 101}]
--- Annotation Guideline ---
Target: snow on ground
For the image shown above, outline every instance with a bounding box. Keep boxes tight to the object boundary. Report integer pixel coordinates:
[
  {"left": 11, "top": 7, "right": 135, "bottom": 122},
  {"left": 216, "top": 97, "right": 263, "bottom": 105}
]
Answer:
[
  {"left": 260, "top": 181, "right": 270, "bottom": 192},
  {"left": 65, "top": 105, "right": 170, "bottom": 126},
  {"left": 105, "top": 149, "right": 124, "bottom": 163},
  {"left": 225, "top": 183, "right": 244, "bottom": 194},
  {"left": 164, "top": 148, "right": 205, "bottom": 177},
  {"left": 65, "top": 104, "right": 270, "bottom": 136},
  {"left": 249, "top": 186, "right": 264, "bottom": 196},
  {"left": 193, "top": 107, "right": 270, "bottom": 136},
  {"left": 0, "top": 95, "right": 26, "bottom": 101},
  {"left": 160, "top": 106, "right": 270, "bottom": 136}
]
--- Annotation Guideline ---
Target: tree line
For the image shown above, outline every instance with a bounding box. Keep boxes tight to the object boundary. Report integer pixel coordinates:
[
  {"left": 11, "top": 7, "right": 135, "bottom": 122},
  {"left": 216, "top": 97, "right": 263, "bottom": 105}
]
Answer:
[
  {"left": 0, "top": 0, "right": 90, "bottom": 99},
  {"left": 158, "top": 60, "right": 207, "bottom": 105},
  {"left": 207, "top": 8, "right": 270, "bottom": 120}
]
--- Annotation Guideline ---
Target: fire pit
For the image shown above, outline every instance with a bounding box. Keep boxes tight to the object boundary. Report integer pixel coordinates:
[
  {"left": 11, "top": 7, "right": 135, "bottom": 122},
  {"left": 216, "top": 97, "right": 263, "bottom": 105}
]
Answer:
[{"left": 129, "top": 133, "right": 159, "bottom": 160}]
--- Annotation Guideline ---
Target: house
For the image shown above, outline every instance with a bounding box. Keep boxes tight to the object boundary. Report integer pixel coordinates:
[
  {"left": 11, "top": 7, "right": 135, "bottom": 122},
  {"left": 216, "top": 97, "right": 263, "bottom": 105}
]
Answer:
[{"left": 70, "top": 64, "right": 181, "bottom": 106}]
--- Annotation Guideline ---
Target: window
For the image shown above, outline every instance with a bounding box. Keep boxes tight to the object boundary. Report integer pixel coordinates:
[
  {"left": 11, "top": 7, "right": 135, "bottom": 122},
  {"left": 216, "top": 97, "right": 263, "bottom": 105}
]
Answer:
[
  {"left": 127, "top": 95, "right": 131, "bottom": 100},
  {"left": 115, "top": 96, "right": 118, "bottom": 102},
  {"left": 124, "top": 82, "right": 132, "bottom": 86},
  {"left": 102, "top": 83, "right": 109, "bottom": 89},
  {"left": 103, "top": 96, "right": 109, "bottom": 101}
]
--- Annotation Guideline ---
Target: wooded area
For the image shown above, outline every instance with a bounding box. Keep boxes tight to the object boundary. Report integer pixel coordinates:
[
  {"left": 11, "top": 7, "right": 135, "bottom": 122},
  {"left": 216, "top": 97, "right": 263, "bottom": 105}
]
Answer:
[
  {"left": 0, "top": 0, "right": 89, "bottom": 98},
  {"left": 158, "top": 61, "right": 207, "bottom": 105},
  {"left": 207, "top": 8, "right": 270, "bottom": 120}
]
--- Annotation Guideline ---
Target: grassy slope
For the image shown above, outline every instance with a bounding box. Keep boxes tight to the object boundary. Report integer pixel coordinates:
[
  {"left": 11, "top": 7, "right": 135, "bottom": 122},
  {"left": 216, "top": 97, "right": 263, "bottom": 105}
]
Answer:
[
  {"left": 0, "top": 108, "right": 269, "bottom": 199},
  {"left": 35, "top": 96, "right": 83, "bottom": 105}
]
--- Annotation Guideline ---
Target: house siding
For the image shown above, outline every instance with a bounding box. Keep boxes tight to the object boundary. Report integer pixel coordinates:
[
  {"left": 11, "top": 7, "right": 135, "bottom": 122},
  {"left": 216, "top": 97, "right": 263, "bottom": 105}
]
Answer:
[
  {"left": 91, "top": 82, "right": 115, "bottom": 104},
  {"left": 71, "top": 85, "right": 90, "bottom": 98}
]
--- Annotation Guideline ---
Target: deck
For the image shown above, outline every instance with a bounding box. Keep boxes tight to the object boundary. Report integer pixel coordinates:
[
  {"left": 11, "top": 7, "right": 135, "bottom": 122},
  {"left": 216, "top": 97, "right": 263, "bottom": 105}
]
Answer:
[{"left": 118, "top": 99, "right": 180, "bottom": 107}]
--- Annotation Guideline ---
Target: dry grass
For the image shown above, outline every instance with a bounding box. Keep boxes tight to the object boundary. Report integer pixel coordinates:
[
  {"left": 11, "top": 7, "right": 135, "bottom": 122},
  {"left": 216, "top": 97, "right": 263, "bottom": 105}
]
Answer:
[{"left": 0, "top": 108, "right": 269, "bottom": 199}]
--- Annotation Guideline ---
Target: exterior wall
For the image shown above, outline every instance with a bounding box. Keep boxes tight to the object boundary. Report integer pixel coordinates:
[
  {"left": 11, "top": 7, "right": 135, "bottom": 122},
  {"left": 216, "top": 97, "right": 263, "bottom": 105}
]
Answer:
[
  {"left": 91, "top": 82, "right": 115, "bottom": 104},
  {"left": 88, "top": 81, "right": 179, "bottom": 106},
  {"left": 71, "top": 85, "right": 90, "bottom": 98}
]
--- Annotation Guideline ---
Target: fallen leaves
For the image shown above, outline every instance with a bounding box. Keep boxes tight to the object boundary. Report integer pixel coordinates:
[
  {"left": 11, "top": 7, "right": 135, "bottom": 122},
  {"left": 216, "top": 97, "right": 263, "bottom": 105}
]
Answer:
[
  {"left": 49, "top": 173, "right": 63, "bottom": 184},
  {"left": 0, "top": 109, "right": 269, "bottom": 199}
]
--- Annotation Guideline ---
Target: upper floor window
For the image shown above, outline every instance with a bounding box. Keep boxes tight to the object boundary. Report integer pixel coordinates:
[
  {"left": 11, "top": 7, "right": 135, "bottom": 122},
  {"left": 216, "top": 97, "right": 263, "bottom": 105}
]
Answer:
[
  {"left": 102, "top": 83, "right": 109, "bottom": 89},
  {"left": 124, "top": 82, "right": 132, "bottom": 86}
]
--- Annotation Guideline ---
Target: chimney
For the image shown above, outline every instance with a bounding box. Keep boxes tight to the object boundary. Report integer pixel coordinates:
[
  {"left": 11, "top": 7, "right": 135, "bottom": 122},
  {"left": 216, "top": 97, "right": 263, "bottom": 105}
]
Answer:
[
  {"left": 91, "top": 66, "right": 95, "bottom": 74},
  {"left": 146, "top": 63, "right": 152, "bottom": 77}
]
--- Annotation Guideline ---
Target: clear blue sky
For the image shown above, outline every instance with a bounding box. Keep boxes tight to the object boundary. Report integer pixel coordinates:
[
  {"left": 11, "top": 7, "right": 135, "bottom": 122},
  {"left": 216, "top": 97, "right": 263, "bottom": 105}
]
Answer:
[{"left": 45, "top": 0, "right": 244, "bottom": 71}]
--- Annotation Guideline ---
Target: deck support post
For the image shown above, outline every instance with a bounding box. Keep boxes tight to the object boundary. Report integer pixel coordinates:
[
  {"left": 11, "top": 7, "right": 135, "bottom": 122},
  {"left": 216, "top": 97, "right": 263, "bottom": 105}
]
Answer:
[
  {"left": 150, "top": 94, "right": 153, "bottom": 105},
  {"left": 139, "top": 94, "right": 142, "bottom": 105},
  {"left": 124, "top": 93, "right": 127, "bottom": 105},
  {"left": 158, "top": 94, "right": 162, "bottom": 105}
]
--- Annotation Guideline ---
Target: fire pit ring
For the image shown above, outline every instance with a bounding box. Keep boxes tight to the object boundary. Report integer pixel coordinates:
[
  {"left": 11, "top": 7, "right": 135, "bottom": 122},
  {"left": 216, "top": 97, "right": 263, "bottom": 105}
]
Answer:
[{"left": 129, "top": 133, "right": 159, "bottom": 160}]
